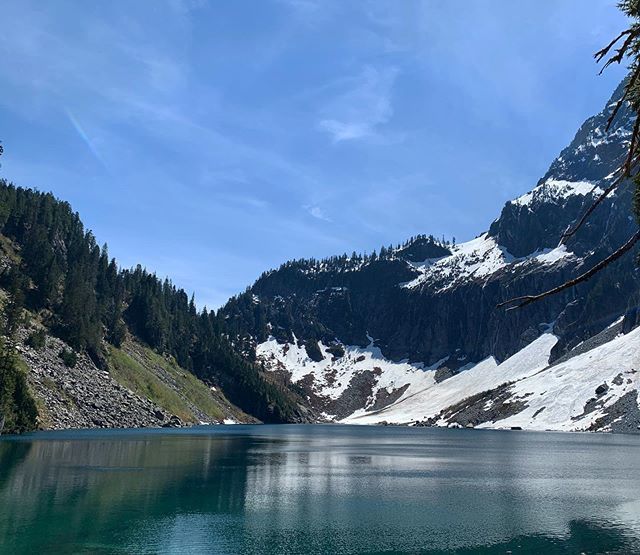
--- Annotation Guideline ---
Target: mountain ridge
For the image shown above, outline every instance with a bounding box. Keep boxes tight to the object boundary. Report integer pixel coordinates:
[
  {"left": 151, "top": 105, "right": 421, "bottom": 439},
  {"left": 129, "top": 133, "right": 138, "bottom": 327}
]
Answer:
[{"left": 219, "top": 79, "right": 640, "bottom": 430}]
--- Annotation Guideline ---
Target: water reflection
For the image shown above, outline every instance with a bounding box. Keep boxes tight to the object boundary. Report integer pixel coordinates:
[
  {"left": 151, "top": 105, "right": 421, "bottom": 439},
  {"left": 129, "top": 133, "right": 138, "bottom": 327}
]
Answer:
[{"left": 1, "top": 426, "right": 640, "bottom": 554}]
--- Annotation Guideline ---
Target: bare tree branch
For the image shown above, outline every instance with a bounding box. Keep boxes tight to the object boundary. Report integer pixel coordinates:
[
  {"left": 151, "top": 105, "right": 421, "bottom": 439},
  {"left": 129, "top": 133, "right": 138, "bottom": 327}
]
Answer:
[
  {"left": 625, "top": 115, "right": 640, "bottom": 174},
  {"left": 560, "top": 124, "right": 640, "bottom": 245},
  {"left": 498, "top": 229, "right": 640, "bottom": 310},
  {"left": 606, "top": 97, "right": 627, "bottom": 131}
]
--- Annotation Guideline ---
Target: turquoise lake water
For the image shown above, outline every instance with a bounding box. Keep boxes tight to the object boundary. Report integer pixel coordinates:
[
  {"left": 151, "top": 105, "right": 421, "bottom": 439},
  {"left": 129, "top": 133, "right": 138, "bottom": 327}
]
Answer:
[{"left": 1, "top": 424, "right": 640, "bottom": 554}]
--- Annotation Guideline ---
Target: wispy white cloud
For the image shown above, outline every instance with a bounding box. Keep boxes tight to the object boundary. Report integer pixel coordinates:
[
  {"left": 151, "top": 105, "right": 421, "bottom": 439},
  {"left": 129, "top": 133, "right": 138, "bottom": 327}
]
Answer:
[
  {"left": 318, "top": 121, "right": 369, "bottom": 142},
  {"left": 318, "top": 65, "right": 398, "bottom": 143},
  {"left": 0, "top": 1, "right": 326, "bottom": 190},
  {"left": 304, "top": 204, "right": 332, "bottom": 222},
  {"left": 216, "top": 193, "right": 270, "bottom": 210}
]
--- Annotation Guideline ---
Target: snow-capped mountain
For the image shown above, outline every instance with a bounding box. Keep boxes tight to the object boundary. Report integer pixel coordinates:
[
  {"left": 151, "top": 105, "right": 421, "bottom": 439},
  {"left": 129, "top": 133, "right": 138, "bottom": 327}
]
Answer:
[{"left": 220, "top": 80, "right": 640, "bottom": 432}]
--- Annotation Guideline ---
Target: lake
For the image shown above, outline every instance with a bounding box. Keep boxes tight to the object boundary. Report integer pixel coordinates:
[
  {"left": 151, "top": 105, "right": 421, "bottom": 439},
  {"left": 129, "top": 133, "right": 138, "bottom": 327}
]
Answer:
[{"left": 1, "top": 425, "right": 640, "bottom": 554}]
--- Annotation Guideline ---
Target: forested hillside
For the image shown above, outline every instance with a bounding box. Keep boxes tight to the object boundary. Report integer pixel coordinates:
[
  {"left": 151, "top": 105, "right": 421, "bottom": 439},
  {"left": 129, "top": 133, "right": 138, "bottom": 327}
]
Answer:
[{"left": 0, "top": 180, "right": 305, "bottom": 429}]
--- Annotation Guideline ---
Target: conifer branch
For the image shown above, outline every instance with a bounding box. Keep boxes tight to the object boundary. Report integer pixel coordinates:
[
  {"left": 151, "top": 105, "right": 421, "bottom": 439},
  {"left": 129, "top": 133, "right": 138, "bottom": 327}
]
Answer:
[
  {"left": 597, "top": 29, "right": 637, "bottom": 73},
  {"left": 594, "top": 29, "right": 632, "bottom": 64}
]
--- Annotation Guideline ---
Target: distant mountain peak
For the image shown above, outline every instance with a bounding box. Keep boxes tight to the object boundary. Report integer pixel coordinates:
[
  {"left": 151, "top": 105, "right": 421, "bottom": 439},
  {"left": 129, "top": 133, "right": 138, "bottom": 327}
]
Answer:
[{"left": 219, "top": 79, "right": 640, "bottom": 429}]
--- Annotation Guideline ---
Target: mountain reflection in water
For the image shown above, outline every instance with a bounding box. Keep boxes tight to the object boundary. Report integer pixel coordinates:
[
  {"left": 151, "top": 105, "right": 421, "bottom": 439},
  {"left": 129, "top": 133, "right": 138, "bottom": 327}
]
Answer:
[{"left": 1, "top": 425, "right": 640, "bottom": 554}]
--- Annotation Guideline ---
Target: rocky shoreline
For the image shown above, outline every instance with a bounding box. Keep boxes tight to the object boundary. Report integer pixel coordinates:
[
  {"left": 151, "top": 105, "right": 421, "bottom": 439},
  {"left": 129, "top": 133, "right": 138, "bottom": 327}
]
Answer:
[
  {"left": 17, "top": 330, "right": 182, "bottom": 430},
  {"left": 11, "top": 326, "right": 248, "bottom": 432}
]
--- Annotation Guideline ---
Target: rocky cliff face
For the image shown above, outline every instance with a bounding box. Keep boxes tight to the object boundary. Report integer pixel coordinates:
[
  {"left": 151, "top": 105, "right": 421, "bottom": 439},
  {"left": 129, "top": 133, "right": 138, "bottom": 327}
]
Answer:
[{"left": 220, "top": 81, "right": 640, "bottom": 429}]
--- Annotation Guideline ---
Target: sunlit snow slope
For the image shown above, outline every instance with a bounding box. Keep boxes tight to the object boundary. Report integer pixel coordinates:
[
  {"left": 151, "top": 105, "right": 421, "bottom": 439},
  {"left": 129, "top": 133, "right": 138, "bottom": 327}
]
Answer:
[
  {"left": 342, "top": 333, "right": 557, "bottom": 425},
  {"left": 343, "top": 326, "right": 640, "bottom": 432}
]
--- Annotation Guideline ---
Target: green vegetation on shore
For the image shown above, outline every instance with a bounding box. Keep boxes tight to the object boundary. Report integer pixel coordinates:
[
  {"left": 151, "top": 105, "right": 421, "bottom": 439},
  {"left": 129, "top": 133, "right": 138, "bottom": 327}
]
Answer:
[
  {"left": 0, "top": 337, "right": 37, "bottom": 434},
  {"left": 107, "top": 341, "right": 230, "bottom": 424}
]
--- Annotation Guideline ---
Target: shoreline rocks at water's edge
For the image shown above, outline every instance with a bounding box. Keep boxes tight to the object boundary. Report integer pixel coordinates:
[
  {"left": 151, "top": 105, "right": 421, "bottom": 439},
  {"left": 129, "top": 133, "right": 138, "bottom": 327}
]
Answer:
[{"left": 10, "top": 327, "right": 244, "bottom": 433}]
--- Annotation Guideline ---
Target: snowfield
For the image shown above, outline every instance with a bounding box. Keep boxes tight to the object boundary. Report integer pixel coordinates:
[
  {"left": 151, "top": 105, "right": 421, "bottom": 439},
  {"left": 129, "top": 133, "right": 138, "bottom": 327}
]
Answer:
[
  {"left": 257, "top": 326, "right": 640, "bottom": 432},
  {"left": 512, "top": 178, "right": 602, "bottom": 207},
  {"left": 342, "top": 333, "right": 556, "bottom": 425},
  {"left": 402, "top": 232, "right": 575, "bottom": 292},
  {"left": 400, "top": 177, "right": 600, "bottom": 292},
  {"left": 402, "top": 234, "right": 511, "bottom": 291},
  {"left": 256, "top": 335, "right": 432, "bottom": 408},
  {"left": 479, "top": 325, "right": 640, "bottom": 432}
]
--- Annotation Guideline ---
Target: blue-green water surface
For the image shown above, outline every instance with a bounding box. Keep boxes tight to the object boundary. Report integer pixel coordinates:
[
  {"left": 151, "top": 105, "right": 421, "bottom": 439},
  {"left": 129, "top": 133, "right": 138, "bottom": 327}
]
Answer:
[{"left": 1, "top": 425, "right": 640, "bottom": 554}]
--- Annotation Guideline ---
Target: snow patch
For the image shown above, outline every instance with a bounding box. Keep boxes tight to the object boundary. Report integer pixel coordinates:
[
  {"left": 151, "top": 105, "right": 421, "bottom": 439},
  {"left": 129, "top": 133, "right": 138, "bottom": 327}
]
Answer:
[
  {"left": 522, "top": 245, "right": 573, "bottom": 266},
  {"left": 342, "top": 333, "right": 557, "bottom": 424},
  {"left": 513, "top": 179, "right": 602, "bottom": 207},
  {"left": 256, "top": 335, "right": 433, "bottom": 413},
  {"left": 480, "top": 326, "right": 640, "bottom": 431},
  {"left": 338, "top": 325, "right": 640, "bottom": 432},
  {"left": 402, "top": 236, "right": 575, "bottom": 292},
  {"left": 402, "top": 234, "right": 512, "bottom": 290}
]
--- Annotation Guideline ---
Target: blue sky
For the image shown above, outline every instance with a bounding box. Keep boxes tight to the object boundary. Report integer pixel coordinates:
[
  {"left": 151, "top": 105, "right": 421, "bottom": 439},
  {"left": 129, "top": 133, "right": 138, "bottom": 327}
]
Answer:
[{"left": 0, "top": 0, "right": 628, "bottom": 308}]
